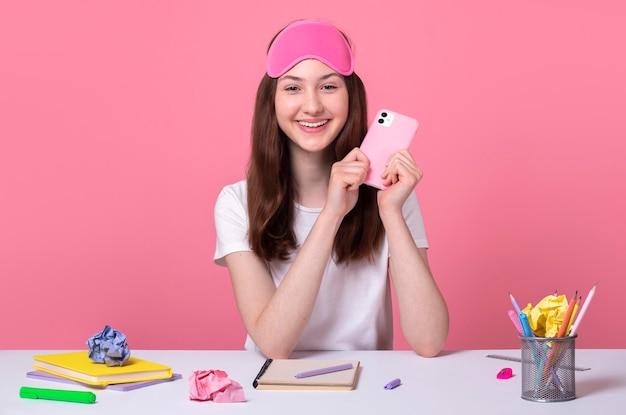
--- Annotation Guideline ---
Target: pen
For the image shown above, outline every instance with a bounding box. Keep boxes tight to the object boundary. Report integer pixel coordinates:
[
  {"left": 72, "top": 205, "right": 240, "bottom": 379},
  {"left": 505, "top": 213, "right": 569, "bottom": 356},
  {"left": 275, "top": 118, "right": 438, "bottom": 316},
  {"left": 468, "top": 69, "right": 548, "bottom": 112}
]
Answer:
[
  {"left": 548, "top": 367, "right": 569, "bottom": 397},
  {"left": 253, "top": 358, "right": 273, "bottom": 388},
  {"left": 384, "top": 378, "right": 401, "bottom": 390},
  {"left": 294, "top": 363, "right": 353, "bottom": 378},
  {"left": 19, "top": 386, "right": 96, "bottom": 404}
]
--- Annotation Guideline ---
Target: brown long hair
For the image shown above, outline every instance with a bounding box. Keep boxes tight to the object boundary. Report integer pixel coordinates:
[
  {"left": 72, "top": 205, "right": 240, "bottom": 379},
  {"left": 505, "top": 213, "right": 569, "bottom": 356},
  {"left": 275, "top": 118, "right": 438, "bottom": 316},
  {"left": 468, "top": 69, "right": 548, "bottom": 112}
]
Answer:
[{"left": 246, "top": 70, "right": 384, "bottom": 264}]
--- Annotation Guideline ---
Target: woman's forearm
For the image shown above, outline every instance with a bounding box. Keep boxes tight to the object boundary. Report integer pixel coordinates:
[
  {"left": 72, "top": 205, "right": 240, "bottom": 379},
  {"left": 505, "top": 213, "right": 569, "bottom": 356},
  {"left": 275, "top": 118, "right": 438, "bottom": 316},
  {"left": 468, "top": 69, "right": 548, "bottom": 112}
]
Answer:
[
  {"left": 244, "top": 210, "right": 344, "bottom": 358},
  {"left": 384, "top": 211, "right": 449, "bottom": 357}
]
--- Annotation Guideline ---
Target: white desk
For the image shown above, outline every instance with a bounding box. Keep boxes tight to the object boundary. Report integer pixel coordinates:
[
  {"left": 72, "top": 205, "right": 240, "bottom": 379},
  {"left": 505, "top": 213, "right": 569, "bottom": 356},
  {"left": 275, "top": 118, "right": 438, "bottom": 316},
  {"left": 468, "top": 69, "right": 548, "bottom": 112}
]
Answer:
[{"left": 1, "top": 349, "right": 625, "bottom": 414}]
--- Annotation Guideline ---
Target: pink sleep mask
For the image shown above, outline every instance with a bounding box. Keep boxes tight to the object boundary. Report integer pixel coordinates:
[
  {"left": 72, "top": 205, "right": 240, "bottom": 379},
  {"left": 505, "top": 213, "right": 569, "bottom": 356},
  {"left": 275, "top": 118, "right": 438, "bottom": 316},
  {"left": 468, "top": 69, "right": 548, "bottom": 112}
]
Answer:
[{"left": 266, "top": 20, "right": 355, "bottom": 78}]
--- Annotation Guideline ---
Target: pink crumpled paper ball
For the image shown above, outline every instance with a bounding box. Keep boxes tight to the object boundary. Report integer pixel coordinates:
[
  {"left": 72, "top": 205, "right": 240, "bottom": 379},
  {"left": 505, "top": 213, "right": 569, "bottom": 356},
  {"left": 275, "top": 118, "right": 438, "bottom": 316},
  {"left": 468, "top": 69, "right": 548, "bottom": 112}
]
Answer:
[{"left": 189, "top": 369, "right": 246, "bottom": 403}]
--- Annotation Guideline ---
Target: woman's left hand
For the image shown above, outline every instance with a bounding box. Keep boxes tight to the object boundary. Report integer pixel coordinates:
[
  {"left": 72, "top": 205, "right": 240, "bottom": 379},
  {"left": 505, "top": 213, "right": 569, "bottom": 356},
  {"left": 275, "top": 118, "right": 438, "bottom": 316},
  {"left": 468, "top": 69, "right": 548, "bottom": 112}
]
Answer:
[{"left": 377, "top": 149, "right": 423, "bottom": 213}]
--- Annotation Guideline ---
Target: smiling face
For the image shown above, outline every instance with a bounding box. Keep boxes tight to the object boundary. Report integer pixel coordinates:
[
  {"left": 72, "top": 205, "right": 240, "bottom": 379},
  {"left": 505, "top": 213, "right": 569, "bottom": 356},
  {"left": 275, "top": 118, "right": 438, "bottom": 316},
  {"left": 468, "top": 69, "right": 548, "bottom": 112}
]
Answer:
[{"left": 274, "top": 59, "right": 349, "bottom": 157}]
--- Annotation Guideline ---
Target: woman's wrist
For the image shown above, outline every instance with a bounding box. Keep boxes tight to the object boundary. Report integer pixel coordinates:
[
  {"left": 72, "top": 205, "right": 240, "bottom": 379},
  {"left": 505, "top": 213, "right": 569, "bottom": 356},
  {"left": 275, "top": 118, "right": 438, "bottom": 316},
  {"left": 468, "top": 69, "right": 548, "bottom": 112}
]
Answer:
[
  {"left": 378, "top": 205, "right": 404, "bottom": 227},
  {"left": 317, "top": 207, "right": 346, "bottom": 233}
]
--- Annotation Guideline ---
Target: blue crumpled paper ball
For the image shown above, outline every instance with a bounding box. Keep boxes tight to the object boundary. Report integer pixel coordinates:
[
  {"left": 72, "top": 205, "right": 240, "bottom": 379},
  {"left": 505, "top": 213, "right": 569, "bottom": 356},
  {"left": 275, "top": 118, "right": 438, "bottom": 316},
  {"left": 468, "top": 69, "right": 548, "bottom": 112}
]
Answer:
[{"left": 87, "top": 325, "right": 131, "bottom": 366}]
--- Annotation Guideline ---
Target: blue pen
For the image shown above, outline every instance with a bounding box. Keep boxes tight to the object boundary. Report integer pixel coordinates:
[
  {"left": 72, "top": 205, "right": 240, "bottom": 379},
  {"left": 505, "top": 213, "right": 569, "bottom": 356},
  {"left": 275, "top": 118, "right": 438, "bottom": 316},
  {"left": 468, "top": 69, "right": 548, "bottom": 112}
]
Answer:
[
  {"left": 519, "top": 312, "right": 548, "bottom": 394},
  {"left": 519, "top": 312, "right": 540, "bottom": 364},
  {"left": 518, "top": 313, "right": 534, "bottom": 337}
]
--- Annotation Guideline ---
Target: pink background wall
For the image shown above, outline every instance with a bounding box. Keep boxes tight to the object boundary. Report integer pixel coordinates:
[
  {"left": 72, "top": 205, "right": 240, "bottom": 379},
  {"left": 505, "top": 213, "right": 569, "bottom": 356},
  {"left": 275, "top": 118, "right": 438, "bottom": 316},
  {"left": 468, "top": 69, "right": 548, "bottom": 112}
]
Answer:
[{"left": 1, "top": 1, "right": 625, "bottom": 351}]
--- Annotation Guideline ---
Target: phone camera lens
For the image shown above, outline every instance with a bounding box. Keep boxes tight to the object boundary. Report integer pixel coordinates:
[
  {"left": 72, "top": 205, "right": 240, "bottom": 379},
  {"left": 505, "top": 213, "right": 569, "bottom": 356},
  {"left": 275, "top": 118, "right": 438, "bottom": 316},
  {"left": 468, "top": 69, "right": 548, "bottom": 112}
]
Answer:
[
  {"left": 381, "top": 112, "right": 388, "bottom": 118},
  {"left": 377, "top": 118, "right": 384, "bottom": 124}
]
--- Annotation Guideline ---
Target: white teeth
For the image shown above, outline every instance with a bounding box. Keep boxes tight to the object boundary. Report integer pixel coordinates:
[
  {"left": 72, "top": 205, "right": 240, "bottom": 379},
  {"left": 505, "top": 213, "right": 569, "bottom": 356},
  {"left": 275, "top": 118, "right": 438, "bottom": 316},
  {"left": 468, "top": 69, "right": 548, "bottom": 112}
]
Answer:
[{"left": 298, "top": 120, "right": 328, "bottom": 128}]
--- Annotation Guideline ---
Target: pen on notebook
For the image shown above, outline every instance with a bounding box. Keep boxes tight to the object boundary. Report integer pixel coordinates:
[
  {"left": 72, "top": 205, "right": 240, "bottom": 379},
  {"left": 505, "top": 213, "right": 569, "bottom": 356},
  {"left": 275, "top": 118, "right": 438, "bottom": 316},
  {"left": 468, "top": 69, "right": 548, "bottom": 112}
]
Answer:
[
  {"left": 509, "top": 292, "right": 522, "bottom": 315},
  {"left": 569, "top": 283, "right": 597, "bottom": 336},
  {"left": 252, "top": 358, "right": 273, "bottom": 388},
  {"left": 19, "top": 387, "right": 96, "bottom": 404},
  {"left": 294, "top": 363, "right": 353, "bottom": 378}
]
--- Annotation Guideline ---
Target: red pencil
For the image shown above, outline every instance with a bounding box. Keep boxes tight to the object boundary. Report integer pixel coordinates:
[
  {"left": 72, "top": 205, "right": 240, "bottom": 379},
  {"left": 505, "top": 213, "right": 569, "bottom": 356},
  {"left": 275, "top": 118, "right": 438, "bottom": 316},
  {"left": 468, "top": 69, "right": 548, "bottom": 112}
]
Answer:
[{"left": 543, "top": 291, "right": 579, "bottom": 380}]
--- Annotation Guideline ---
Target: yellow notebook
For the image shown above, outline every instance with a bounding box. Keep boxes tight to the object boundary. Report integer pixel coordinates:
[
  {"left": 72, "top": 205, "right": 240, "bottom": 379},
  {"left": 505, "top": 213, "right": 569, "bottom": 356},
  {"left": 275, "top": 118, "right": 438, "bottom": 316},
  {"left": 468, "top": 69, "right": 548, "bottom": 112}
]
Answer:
[
  {"left": 33, "top": 351, "right": 172, "bottom": 386},
  {"left": 252, "top": 358, "right": 360, "bottom": 391}
]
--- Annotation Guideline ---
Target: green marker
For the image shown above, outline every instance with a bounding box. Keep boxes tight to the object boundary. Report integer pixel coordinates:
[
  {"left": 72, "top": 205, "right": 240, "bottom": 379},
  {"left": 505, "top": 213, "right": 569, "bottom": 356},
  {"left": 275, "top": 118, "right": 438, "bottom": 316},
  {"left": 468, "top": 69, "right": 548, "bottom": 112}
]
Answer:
[{"left": 20, "top": 386, "right": 96, "bottom": 404}]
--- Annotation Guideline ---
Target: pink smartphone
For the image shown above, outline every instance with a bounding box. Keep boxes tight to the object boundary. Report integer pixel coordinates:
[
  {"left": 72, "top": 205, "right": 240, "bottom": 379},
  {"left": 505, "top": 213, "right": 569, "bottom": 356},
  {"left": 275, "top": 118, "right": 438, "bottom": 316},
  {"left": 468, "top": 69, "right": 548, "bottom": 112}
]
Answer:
[{"left": 359, "top": 109, "right": 419, "bottom": 189}]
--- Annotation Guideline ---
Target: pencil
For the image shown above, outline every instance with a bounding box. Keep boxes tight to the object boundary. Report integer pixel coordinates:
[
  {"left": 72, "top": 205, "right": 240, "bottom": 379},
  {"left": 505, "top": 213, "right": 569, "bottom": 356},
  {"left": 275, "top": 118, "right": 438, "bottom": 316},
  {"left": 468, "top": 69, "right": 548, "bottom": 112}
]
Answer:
[
  {"left": 557, "top": 291, "right": 578, "bottom": 338},
  {"left": 569, "top": 283, "right": 598, "bottom": 336},
  {"left": 565, "top": 296, "right": 580, "bottom": 335},
  {"left": 543, "top": 291, "right": 579, "bottom": 380},
  {"left": 509, "top": 292, "right": 522, "bottom": 315}
]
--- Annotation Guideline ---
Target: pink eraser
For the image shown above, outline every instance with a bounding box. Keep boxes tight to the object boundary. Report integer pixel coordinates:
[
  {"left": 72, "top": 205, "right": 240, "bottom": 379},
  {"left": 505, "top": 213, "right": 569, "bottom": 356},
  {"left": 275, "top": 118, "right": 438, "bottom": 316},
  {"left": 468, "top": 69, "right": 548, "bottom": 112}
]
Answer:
[{"left": 497, "top": 368, "right": 513, "bottom": 379}]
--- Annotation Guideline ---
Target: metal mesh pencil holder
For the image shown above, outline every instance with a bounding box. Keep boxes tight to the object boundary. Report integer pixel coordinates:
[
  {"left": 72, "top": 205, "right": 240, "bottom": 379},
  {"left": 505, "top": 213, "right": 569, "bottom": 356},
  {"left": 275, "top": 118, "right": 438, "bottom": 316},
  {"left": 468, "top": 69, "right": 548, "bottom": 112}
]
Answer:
[{"left": 519, "top": 334, "right": 577, "bottom": 402}]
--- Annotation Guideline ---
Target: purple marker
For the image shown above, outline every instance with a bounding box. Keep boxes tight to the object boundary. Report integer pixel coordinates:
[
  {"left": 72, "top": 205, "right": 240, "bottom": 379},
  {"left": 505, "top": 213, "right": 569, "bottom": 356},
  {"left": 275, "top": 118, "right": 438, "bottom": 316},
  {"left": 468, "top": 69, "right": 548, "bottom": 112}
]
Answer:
[
  {"left": 294, "top": 363, "right": 354, "bottom": 379},
  {"left": 384, "top": 378, "right": 401, "bottom": 390}
]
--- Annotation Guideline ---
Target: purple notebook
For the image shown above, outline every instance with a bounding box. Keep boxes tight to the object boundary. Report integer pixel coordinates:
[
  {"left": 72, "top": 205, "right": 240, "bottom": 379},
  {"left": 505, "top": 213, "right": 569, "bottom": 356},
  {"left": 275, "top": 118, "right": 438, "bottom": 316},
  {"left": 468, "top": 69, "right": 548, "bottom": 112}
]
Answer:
[{"left": 26, "top": 370, "right": 183, "bottom": 391}]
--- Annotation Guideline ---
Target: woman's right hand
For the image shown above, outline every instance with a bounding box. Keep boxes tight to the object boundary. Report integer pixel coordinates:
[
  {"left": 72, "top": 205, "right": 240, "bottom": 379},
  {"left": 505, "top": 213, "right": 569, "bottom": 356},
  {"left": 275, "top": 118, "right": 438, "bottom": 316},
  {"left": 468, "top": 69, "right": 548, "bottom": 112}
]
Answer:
[{"left": 324, "top": 147, "right": 369, "bottom": 219}]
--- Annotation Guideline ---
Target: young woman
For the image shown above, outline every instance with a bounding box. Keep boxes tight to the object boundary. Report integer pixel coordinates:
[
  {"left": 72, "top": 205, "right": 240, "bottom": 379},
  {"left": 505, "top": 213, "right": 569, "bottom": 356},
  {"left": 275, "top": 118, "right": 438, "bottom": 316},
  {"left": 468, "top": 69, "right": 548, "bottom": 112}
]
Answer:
[{"left": 214, "top": 19, "right": 448, "bottom": 359}]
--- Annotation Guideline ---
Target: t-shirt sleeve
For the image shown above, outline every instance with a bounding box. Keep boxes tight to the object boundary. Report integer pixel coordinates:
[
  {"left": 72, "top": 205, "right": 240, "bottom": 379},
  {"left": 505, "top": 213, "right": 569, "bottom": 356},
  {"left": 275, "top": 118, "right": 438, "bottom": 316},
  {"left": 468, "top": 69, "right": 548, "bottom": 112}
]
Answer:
[
  {"left": 213, "top": 184, "right": 252, "bottom": 266},
  {"left": 402, "top": 190, "right": 429, "bottom": 248}
]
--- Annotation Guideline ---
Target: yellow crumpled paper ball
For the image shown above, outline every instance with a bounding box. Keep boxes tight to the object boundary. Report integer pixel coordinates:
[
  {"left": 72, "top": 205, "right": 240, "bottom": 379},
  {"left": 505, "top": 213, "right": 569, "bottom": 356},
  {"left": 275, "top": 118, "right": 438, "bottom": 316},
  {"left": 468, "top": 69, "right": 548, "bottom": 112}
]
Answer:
[{"left": 521, "top": 294, "right": 569, "bottom": 337}]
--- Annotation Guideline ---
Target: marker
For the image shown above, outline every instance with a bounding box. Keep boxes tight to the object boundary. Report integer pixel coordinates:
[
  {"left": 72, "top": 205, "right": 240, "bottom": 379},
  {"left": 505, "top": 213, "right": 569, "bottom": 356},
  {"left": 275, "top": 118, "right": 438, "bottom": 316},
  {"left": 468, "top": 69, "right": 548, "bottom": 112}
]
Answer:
[
  {"left": 294, "top": 363, "right": 354, "bottom": 378},
  {"left": 384, "top": 378, "right": 401, "bottom": 389},
  {"left": 507, "top": 309, "right": 524, "bottom": 334},
  {"left": 19, "top": 386, "right": 96, "bottom": 404},
  {"left": 519, "top": 313, "right": 534, "bottom": 337}
]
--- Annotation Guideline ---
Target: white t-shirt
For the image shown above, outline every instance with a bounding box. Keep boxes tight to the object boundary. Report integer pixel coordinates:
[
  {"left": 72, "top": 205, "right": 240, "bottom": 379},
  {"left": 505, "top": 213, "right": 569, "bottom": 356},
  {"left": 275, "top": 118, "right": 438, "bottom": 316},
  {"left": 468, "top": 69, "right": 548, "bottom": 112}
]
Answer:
[{"left": 213, "top": 180, "right": 428, "bottom": 351}]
